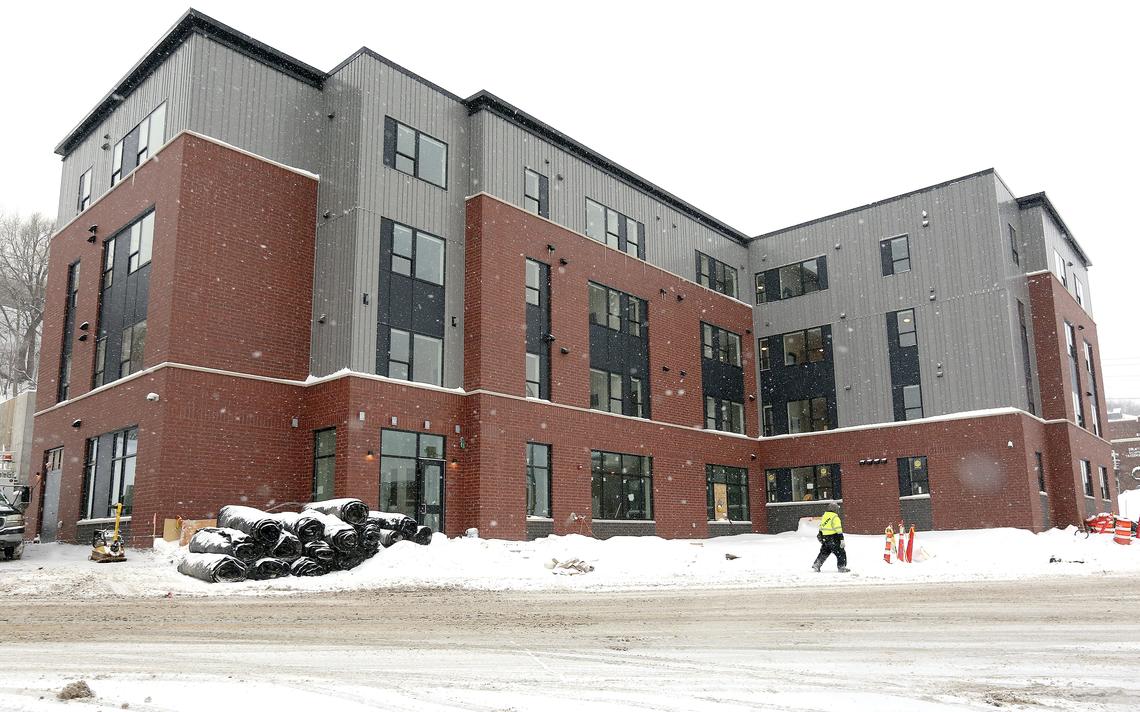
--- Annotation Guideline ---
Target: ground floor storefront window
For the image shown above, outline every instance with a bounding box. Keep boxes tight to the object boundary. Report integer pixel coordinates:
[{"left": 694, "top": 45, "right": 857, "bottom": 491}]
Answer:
[
  {"left": 765, "top": 463, "right": 840, "bottom": 503},
  {"left": 706, "top": 465, "right": 749, "bottom": 521},
  {"left": 591, "top": 450, "right": 652, "bottom": 520}
]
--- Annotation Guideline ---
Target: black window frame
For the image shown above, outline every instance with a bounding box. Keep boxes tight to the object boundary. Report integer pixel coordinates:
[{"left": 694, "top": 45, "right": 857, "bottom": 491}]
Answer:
[
  {"left": 704, "top": 396, "right": 745, "bottom": 434},
  {"left": 902, "top": 383, "right": 923, "bottom": 420},
  {"left": 1035, "top": 451, "right": 1046, "bottom": 493},
  {"left": 389, "top": 220, "right": 446, "bottom": 287},
  {"left": 1084, "top": 340, "right": 1101, "bottom": 437},
  {"left": 118, "top": 319, "right": 147, "bottom": 379},
  {"left": 591, "top": 450, "right": 653, "bottom": 521},
  {"left": 786, "top": 397, "right": 829, "bottom": 434},
  {"left": 1099, "top": 465, "right": 1110, "bottom": 500},
  {"left": 81, "top": 426, "right": 138, "bottom": 519},
  {"left": 898, "top": 456, "right": 929, "bottom": 496},
  {"left": 706, "top": 465, "right": 749, "bottom": 522},
  {"left": 1018, "top": 300, "right": 1036, "bottom": 415},
  {"left": 111, "top": 103, "right": 166, "bottom": 187},
  {"left": 765, "top": 464, "right": 841, "bottom": 503},
  {"left": 880, "top": 234, "right": 911, "bottom": 276},
  {"left": 526, "top": 442, "right": 552, "bottom": 518},
  {"left": 896, "top": 309, "right": 917, "bottom": 348},
  {"left": 58, "top": 261, "right": 81, "bottom": 402},
  {"left": 584, "top": 198, "right": 645, "bottom": 260},
  {"left": 1065, "top": 322, "right": 1085, "bottom": 428},
  {"left": 758, "top": 338, "right": 771, "bottom": 371},
  {"left": 312, "top": 428, "right": 337, "bottom": 501},
  {"left": 702, "top": 323, "right": 742, "bottom": 367},
  {"left": 1080, "top": 459, "right": 1093, "bottom": 497},
  {"left": 1009, "top": 224, "right": 1019, "bottom": 265},
  {"left": 77, "top": 167, "right": 93, "bottom": 213},
  {"left": 754, "top": 256, "right": 827, "bottom": 304},
  {"left": 588, "top": 282, "right": 647, "bottom": 338},
  {"left": 384, "top": 116, "right": 448, "bottom": 189},
  {"left": 762, "top": 404, "right": 774, "bottom": 437},
  {"left": 590, "top": 368, "right": 644, "bottom": 417},
  {"left": 386, "top": 327, "right": 443, "bottom": 386},
  {"left": 781, "top": 327, "right": 826, "bottom": 366},
  {"left": 696, "top": 251, "right": 738, "bottom": 299},
  {"left": 126, "top": 210, "right": 155, "bottom": 274},
  {"left": 523, "top": 168, "right": 550, "bottom": 218}
]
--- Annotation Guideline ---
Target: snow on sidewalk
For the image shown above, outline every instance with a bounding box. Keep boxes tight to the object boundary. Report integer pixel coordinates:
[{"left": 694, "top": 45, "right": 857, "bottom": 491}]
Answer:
[{"left": 1, "top": 525, "right": 1137, "bottom": 598}]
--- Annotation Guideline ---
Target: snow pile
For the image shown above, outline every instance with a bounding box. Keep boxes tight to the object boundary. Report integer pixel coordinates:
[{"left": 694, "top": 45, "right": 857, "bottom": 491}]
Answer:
[{"left": 2, "top": 524, "right": 1137, "bottom": 599}]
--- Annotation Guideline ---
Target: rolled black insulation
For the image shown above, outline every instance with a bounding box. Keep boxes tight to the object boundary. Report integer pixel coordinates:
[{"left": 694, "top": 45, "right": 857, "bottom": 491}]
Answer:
[
  {"left": 177, "top": 553, "right": 248, "bottom": 583},
  {"left": 247, "top": 557, "right": 290, "bottom": 580},
  {"left": 303, "top": 539, "right": 336, "bottom": 564},
  {"left": 187, "top": 527, "right": 260, "bottom": 564},
  {"left": 306, "top": 511, "right": 359, "bottom": 552},
  {"left": 274, "top": 511, "right": 325, "bottom": 544},
  {"left": 333, "top": 551, "right": 366, "bottom": 571},
  {"left": 377, "top": 530, "right": 404, "bottom": 548},
  {"left": 369, "top": 510, "right": 420, "bottom": 538},
  {"left": 289, "top": 557, "right": 326, "bottom": 577},
  {"left": 411, "top": 525, "right": 434, "bottom": 546},
  {"left": 216, "top": 505, "right": 283, "bottom": 546},
  {"left": 355, "top": 522, "right": 382, "bottom": 555},
  {"left": 271, "top": 531, "right": 302, "bottom": 561},
  {"left": 303, "top": 498, "right": 369, "bottom": 526}
]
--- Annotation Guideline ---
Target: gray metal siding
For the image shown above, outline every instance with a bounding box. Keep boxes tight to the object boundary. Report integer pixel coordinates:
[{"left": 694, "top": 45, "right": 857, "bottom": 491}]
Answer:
[
  {"left": 56, "top": 38, "right": 197, "bottom": 227},
  {"left": 470, "top": 112, "right": 748, "bottom": 291},
  {"left": 751, "top": 174, "right": 1025, "bottom": 428},
  {"left": 765, "top": 502, "right": 830, "bottom": 534}
]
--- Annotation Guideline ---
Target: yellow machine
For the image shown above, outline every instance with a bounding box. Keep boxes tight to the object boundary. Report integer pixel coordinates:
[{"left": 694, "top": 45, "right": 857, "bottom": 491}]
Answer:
[{"left": 89, "top": 503, "right": 127, "bottom": 563}]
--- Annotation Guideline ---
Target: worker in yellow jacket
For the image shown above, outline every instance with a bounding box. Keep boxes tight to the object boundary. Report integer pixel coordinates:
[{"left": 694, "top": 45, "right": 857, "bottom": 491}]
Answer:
[{"left": 812, "top": 503, "right": 850, "bottom": 573}]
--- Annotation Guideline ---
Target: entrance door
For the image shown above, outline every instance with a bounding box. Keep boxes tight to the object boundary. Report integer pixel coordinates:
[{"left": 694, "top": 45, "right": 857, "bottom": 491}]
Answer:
[
  {"left": 418, "top": 461, "right": 444, "bottom": 533},
  {"left": 40, "top": 449, "right": 63, "bottom": 542}
]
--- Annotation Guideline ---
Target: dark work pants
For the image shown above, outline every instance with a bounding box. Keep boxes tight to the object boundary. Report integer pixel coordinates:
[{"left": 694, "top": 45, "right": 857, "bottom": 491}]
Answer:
[{"left": 813, "top": 534, "right": 847, "bottom": 569}]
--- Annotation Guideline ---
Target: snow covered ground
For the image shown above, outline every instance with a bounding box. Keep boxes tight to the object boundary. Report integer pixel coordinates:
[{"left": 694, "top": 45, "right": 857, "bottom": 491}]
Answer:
[{"left": 2, "top": 523, "right": 1138, "bottom": 598}]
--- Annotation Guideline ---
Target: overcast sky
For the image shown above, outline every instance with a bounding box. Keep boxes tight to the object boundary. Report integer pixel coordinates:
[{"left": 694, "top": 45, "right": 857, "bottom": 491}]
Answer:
[{"left": 2, "top": 1, "right": 1138, "bottom": 396}]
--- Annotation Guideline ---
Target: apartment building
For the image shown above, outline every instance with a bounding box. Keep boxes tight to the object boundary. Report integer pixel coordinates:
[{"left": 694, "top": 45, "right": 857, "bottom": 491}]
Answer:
[{"left": 27, "top": 10, "right": 1115, "bottom": 545}]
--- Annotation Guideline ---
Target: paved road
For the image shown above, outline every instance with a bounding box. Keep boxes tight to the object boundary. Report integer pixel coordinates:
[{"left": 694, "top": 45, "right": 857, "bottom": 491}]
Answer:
[{"left": 1, "top": 577, "right": 1137, "bottom": 710}]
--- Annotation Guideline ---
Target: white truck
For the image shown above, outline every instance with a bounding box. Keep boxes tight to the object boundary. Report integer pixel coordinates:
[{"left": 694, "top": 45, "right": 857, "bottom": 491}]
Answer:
[{"left": 0, "top": 476, "right": 27, "bottom": 560}]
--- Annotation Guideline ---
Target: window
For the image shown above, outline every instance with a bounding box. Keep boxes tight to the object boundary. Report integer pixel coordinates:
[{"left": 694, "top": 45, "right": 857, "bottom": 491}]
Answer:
[
  {"left": 1009, "top": 224, "right": 1019, "bottom": 266},
  {"left": 1035, "top": 452, "right": 1046, "bottom": 493},
  {"left": 705, "top": 397, "right": 745, "bottom": 434},
  {"left": 102, "top": 235, "right": 115, "bottom": 289},
  {"left": 702, "top": 323, "right": 741, "bottom": 367},
  {"left": 58, "top": 261, "right": 81, "bottom": 402},
  {"left": 1081, "top": 460, "right": 1093, "bottom": 497},
  {"left": 766, "top": 464, "right": 840, "bottom": 503},
  {"left": 118, "top": 320, "right": 146, "bottom": 378},
  {"left": 1099, "top": 466, "right": 1110, "bottom": 500},
  {"left": 755, "top": 256, "right": 827, "bottom": 304},
  {"left": 77, "top": 168, "right": 93, "bottom": 212},
  {"left": 111, "top": 103, "right": 166, "bottom": 187},
  {"left": 630, "top": 377, "right": 645, "bottom": 418},
  {"left": 591, "top": 450, "right": 652, "bottom": 520},
  {"left": 385, "top": 117, "right": 447, "bottom": 188},
  {"left": 526, "top": 443, "right": 552, "bottom": 518},
  {"left": 524, "top": 169, "right": 549, "bottom": 218},
  {"left": 1074, "top": 278, "right": 1085, "bottom": 308},
  {"left": 387, "top": 328, "right": 442, "bottom": 386},
  {"left": 758, "top": 338, "right": 770, "bottom": 371},
  {"left": 898, "top": 456, "right": 929, "bottom": 496},
  {"left": 880, "top": 235, "right": 911, "bottom": 276},
  {"left": 127, "top": 211, "right": 155, "bottom": 273},
  {"left": 762, "top": 404, "right": 774, "bottom": 437},
  {"left": 380, "top": 429, "right": 445, "bottom": 530},
  {"left": 1085, "top": 341, "right": 1101, "bottom": 436},
  {"left": 903, "top": 384, "right": 923, "bottom": 420},
  {"left": 525, "top": 259, "right": 542, "bottom": 306},
  {"left": 590, "top": 369, "right": 626, "bottom": 415},
  {"left": 312, "top": 428, "right": 336, "bottom": 501},
  {"left": 1053, "top": 249, "right": 1067, "bottom": 287},
  {"left": 390, "top": 222, "right": 445, "bottom": 286},
  {"left": 782, "top": 327, "right": 825, "bottom": 366},
  {"left": 1065, "top": 323, "right": 1085, "bottom": 428},
  {"left": 896, "top": 309, "right": 917, "bottom": 348},
  {"left": 787, "top": 397, "right": 829, "bottom": 434},
  {"left": 696, "top": 251, "right": 738, "bottom": 299},
  {"left": 585, "top": 199, "right": 644, "bottom": 259},
  {"left": 588, "top": 282, "right": 645, "bottom": 337},
  {"left": 706, "top": 465, "right": 749, "bottom": 521},
  {"left": 1018, "top": 301, "right": 1035, "bottom": 415},
  {"left": 81, "top": 427, "right": 138, "bottom": 519},
  {"left": 525, "top": 353, "right": 542, "bottom": 398}
]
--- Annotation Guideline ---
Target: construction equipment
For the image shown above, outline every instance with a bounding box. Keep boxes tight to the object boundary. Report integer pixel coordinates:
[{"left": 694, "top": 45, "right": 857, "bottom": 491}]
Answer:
[{"left": 90, "top": 503, "right": 127, "bottom": 563}]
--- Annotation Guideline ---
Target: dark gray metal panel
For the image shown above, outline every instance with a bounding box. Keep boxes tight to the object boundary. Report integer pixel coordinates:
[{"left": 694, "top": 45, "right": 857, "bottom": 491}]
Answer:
[
  {"left": 526, "top": 519, "right": 554, "bottom": 541},
  {"left": 750, "top": 173, "right": 1026, "bottom": 429},
  {"left": 707, "top": 522, "right": 753, "bottom": 537},
  {"left": 76, "top": 521, "right": 131, "bottom": 546},
  {"left": 1040, "top": 493, "right": 1051, "bottom": 530},
  {"left": 900, "top": 497, "right": 933, "bottom": 532},
  {"left": 592, "top": 521, "right": 656, "bottom": 539},
  {"left": 765, "top": 502, "right": 830, "bottom": 534},
  {"left": 470, "top": 112, "right": 748, "bottom": 287}
]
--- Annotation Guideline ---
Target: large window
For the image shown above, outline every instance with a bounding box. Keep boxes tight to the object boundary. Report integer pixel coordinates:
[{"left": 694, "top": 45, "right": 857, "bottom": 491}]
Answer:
[
  {"left": 706, "top": 465, "right": 749, "bottom": 521},
  {"left": 385, "top": 117, "right": 447, "bottom": 188},
  {"left": 895, "top": 309, "right": 917, "bottom": 347},
  {"left": 585, "top": 199, "right": 644, "bottom": 259},
  {"left": 758, "top": 338, "right": 771, "bottom": 371},
  {"left": 118, "top": 320, "right": 147, "bottom": 379},
  {"left": 787, "top": 397, "right": 829, "bottom": 434},
  {"left": 58, "top": 261, "right": 81, "bottom": 402},
  {"left": 390, "top": 221, "right": 445, "bottom": 286},
  {"left": 94, "top": 211, "right": 153, "bottom": 389},
  {"left": 902, "top": 384, "right": 923, "bottom": 420},
  {"left": 880, "top": 235, "right": 911, "bottom": 276},
  {"left": 755, "top": 256, "right": 826, "bottom": 304},
  {"left": 312, "top": 428, "right": 336, "bottom": 501},
  {"left": 782, "top": 327, "right": 825, "bottom": 366},
  {"left": 525, "top": 258, "right": 550, "bottom": 399},
  {"left": 1084, "top": 341, "right": 1101, "bottom": 437},
  {"left": 1035, "top": 452, "right": 1046, "bottom": 493},
  {"left": 526, "top": 443, "right": 551, "bottom": 518},
  {"left": 379, "top": 429, "right": 445, "bottom": 529},
  {"left": 591, "top": 369, "right": 644, "bottom": 417},
  {"left": 591, "top": 450, "right": 652, "bottom": 520},
  {"left": 111, "top": 103, "right": 166, "bottom": 186},
  {"left": 588, "top": 283, "right": 646, "bottom": 337},
  {"left": 524, "top": 169, "right": 549, "bottom": 218},
  {"left": 898, "top": 456, "right": 929, "bottom": 496},
  {"left": 1009, "top": 224, "right": 1019, "bottom": 265},
  {"left": 766, "top": 464, "right": 840, "bottom": 503},
  {"left": 1099, "top": 465, "right": 1110, "bottom": 500},
  {"left": 387, "top": 328, "right": 442, "bottom": 386},
  {"left": 1065, "top": 323, "right": 1085, "bottom": 428},
  {"left": 705, "top": 396, "right": 745, "bottom": 434},
  {"left": 77, "top": 167, "right": 92, "bottom": 212},
  {"left": 1053, "top": 248, "right": 1067, "bottom": 287},
  {"left": 81, "top": 426, "right": 138, "bottom": 519},
  {"left": 127, "top": 211, "right": 155, "bottom": 273},
  {"left": 696, "top": 251, "right": 738, "bottom": 299},
  {"left": 1080, "top": 460, "right": 1093, "bottom": 497},
  {"left": 1018, "top": 301, "right": 1035, "bottom": 414},
  {"left": 702, "top": 323, "right": 741, "bottom": 367}
]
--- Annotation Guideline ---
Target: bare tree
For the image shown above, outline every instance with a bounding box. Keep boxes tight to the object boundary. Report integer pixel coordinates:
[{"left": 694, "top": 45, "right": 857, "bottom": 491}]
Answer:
[{"left": 0, "top": 211, "right": 52, "bottom": 397}]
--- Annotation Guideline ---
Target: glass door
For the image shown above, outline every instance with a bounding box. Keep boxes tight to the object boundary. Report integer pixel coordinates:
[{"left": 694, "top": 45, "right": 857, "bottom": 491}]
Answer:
[{"left": 418, "top": 461, "right": 444, "bottom": 532}]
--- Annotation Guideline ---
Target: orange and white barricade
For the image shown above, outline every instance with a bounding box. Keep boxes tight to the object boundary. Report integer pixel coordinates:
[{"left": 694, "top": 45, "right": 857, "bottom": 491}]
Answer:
[
  {"left": 884, "top": 526, "right": 894, "bottom": 563},
  {"left": 1114, "top": 517, "right": 1133, "bottom": 546}
]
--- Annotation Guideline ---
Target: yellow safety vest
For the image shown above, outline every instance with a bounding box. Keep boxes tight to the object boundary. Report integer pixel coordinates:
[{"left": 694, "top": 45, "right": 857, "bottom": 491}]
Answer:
[{"left": 819, "top": 511, "right": 843, "bottom": 535}]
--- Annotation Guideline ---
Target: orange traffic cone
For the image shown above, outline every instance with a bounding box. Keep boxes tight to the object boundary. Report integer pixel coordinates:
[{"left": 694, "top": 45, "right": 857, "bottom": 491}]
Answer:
[
  {"left": 897, "top": 524, "right": 906, "bottom": 562},
  {"left": 906, "top": 525, "right": 915, "bottom": 563},
  {"left": 884, "top": 526, "right": 894, "bottom": 563}
]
